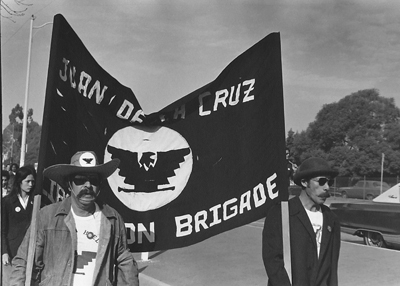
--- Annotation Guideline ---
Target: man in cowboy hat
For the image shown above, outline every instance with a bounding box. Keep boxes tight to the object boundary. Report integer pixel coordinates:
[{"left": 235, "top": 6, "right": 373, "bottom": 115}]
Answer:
[
  {"left": 262, "top": 157, "right": 341, "bottom": 286},
  {"left": 10, "top": 151, "right": 139, "bottom": 286}
]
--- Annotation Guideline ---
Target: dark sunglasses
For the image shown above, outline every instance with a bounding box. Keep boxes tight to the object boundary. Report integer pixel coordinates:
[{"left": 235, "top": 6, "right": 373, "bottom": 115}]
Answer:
[
  {"left": 72, "top": 175, "right": 100, "bottom": 186},
  {"left": 311, "top": 177, "right": 334, "bottom": 187}
]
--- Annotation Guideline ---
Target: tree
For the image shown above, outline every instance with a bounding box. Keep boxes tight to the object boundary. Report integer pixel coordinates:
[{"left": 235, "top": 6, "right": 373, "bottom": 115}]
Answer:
[
  {"left": 25, "top": 120, "right": 41, "bottom": 165},
  {"left": 288, "top": 89, "right": 400, "bottom": 178},
  {"left": 2, "top": 123, "right": 20, "bottom": 166},
  {"left": 286, "top": 129, "right": 295, "bottom": 151},
  {"left": 2, "top": 104, "right": 40, "bottom": 167}
]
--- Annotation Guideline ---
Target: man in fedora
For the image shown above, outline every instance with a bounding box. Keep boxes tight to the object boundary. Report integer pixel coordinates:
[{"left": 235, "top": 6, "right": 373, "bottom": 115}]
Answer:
[
  {"left": 10, "top": 151, "right": 139, "bottom": 286},
  {"left": 262, "top": 157, "right": 340, "bottom": 286}
]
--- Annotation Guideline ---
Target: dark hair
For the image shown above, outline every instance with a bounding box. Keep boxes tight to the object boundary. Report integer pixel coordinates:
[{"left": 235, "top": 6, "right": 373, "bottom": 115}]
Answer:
[
  {"left": 9, "top": 165, "right": 37, "bottom": 197},
  {"left": 10, "top": 163, "right": 19, "bottom": 171},
  {"left": 2, "top": 170, "right": 10, "bottom": 179},
  {"left": 300, "top": 178, "right": 310, "bottom": 190}
]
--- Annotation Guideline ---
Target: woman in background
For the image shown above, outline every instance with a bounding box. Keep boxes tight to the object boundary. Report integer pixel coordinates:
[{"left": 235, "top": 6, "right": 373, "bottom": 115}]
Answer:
[
  {"left": 8, "top": 163, "right": 19, "bottom": 190},
  {"left": 1, "top": 165, "right": 36, "bottom": 284}
]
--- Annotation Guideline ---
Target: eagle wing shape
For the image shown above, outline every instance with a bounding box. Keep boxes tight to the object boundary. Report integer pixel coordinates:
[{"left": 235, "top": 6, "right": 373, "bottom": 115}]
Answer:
[
  {"left": 107, "top": 145, "right": 140, "bottom": 185},
  {"left": 154, "top": 148, "right": 191, "bottom": 180},
  {"left": 107, "top": 145, "right": 190, "bottom": 193}
]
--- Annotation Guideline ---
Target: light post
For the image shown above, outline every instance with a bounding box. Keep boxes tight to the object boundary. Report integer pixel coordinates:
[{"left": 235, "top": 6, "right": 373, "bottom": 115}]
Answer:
[
  {"left": 20, "top": 15, "right": 52, "bottom": 167},
  {"left": 380, "top": 153, "right": 384, "bottom": 194}
]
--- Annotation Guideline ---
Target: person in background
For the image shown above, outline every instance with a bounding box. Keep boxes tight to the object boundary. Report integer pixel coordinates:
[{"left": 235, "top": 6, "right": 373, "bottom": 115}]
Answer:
[
  {"left": 2, "top": 170, "right": 10, "bottom": 197},
  {"left": 10, "top": 151, "right": 139, "bottom": 286},
  {"left": 2, "top": 166, "right": 36, "bottom": 285},
  {"left": 286, "top": 148, "right": 297, "bottom": 185},
  {"left": 262, "top": 157, "right": 341, "bottom": 286},
  {"left": 8, "top": 163, "right": 19, "bottom": 190}
]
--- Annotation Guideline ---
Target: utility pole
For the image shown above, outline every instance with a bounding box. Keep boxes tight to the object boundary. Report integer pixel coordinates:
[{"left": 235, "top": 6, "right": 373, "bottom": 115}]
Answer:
[
  {"left": 380, "top": 153, "right": 384, "bottom": 194},
  {"left": 20, "top": 15, "right": 52, "bottom": 167},
  {"left": 20, "top": 15, "right": 35, "bottom": 167}
]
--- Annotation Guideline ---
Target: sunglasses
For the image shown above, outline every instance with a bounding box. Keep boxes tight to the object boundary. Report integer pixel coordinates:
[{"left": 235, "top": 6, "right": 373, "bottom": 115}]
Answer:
[
  {"left": 72, "top": 175, "right": 100, "bottom": 186},
  {"left": 311, "top": 177, "right": 334, "bottom": 187}
]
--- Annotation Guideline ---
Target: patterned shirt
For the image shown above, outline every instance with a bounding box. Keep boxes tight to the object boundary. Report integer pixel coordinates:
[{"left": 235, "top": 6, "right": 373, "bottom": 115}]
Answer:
[{"left": 71, "top": 204, "right": 102, "bottom": 286}]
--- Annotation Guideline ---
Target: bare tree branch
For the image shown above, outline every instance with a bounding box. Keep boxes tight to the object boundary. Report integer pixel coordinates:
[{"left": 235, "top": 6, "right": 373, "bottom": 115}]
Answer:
[
  {"left": 0, "top": 0, "right": 32, "bottom": 21},
  {"left": 15, "top": 0, "right": 32, "bottom": 6}
]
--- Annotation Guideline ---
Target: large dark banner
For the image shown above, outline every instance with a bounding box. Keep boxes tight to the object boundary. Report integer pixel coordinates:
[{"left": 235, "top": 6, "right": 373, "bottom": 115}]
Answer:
[{"left": 37, "top": 14, "right": 288, "bottom": 252}]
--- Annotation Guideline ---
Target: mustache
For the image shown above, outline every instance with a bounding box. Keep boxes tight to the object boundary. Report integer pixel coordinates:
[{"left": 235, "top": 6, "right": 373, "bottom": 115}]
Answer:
[{"left": 77, "top": 187, "right": 97, "bottom": 198}]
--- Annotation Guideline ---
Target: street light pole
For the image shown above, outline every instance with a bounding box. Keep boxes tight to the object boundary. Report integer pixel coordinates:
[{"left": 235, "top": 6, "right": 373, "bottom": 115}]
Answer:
[
  {"left": 20, "top": 15, "right": 35, "bottom": 167},
  {"left": 20, "top": 15, "right": 53, "bottom": 167},
  {"left": 380, "top": 153, "right": 384, "bottom": 194}
]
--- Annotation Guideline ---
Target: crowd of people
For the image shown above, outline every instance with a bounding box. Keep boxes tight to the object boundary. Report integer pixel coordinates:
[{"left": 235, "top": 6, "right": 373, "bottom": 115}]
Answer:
[
  {"left": 2, "top": 163, "right": 19, "bottom": 197},
  {"left": 1, "top": 153, "right": 340, "bottom": 286}
]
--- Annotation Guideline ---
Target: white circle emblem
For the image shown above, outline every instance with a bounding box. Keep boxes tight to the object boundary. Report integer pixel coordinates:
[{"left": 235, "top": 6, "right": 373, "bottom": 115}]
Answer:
[
  {"left": 79, "top": 152, "right": 96, "bottom": 167},
  {"left": 104, "top": 126, "right": 192, "bottom": 211}
]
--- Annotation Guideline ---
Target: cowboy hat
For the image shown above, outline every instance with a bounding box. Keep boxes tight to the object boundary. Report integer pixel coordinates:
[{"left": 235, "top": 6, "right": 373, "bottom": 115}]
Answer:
[
  {"left": 293, "top": 157, "right": 338, "bottom": 186},
  {"left": 43, "top": 151, "right": 120, "bottom": 187}
]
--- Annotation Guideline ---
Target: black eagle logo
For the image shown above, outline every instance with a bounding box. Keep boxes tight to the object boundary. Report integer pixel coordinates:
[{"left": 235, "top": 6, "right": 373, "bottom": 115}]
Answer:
[
  {"left": 83, "top": 158, "right": 93, "bottom": 165},
  {"left": 107, "top": 145, "right": 190, "bottom": 193}
]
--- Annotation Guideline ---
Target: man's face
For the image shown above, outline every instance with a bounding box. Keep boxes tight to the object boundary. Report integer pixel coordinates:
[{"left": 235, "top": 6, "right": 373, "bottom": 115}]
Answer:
[
  {"left": 70, "top": 173, "right": 101, "bottom": 207},
  {"left": 2, "top": 176, "right": 8, "bottom": 188},
  {"left": 304, "top": 176, "right": 333, "bottom": 205}
]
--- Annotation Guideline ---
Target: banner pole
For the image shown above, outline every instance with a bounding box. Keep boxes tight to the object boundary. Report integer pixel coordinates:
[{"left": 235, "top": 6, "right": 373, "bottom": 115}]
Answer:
[
  {"left": 141, "top": 252, "right": 149, "bottom": 261},
  {"left": 281, "top": 201, "right": 292, "bottom": 284},
  {"left": 24, "top": 195, "right": 41, "bottom": 286},
  {"left": 380, "top": 153, "right": 384, "bottom": 194}
]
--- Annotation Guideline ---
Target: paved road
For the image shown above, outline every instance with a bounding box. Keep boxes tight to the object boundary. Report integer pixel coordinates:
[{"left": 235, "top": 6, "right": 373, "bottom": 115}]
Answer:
[{"left": 134, "top": 198, "right": 400, "bottom": 286}]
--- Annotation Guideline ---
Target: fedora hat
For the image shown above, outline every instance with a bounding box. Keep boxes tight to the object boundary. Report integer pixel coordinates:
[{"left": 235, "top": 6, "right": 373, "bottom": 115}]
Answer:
[
  {"left": 43, "top": 151, "right": 120, "bottom": 188},
  {"left": 293, "top": 157, "right": 338, "bottom": 186}
]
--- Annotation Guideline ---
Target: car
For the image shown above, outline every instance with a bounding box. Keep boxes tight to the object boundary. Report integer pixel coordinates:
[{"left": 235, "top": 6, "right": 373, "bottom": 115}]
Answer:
[
  {"left": 330, "top": 200, "right": 400, "bottom": 248},
  {"left": 330, "top": 184, "right": 400, "bottom": 248},
  {"left": 333, "top": 180, "right": 390, "bottom": 200}
]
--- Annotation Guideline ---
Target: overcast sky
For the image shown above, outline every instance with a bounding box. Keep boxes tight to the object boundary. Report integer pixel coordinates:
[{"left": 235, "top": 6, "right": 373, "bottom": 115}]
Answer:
[{"left": 2, "top": 0, "right": 400, "bottom": 133}]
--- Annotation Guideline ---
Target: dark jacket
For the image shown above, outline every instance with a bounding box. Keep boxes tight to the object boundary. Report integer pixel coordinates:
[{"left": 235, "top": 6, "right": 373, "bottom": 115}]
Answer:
[
  {"left": 262, "top": 196, "right": 340, "bottom": 286},
  {"left": 1, "top": 193, "right": 34, "bottom": 258},
  {"left": 10, "top": 197, "right": 139, "bottom": 286}
]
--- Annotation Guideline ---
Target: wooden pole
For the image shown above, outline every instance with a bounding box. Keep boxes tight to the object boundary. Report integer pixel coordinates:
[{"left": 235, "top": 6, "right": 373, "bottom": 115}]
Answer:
[
  {"left": 281, "top": 201, "right": 292, "bottom": 283},
  {"left": 380, "top": 153, "right": 384, "bottom": 194},
  {"left": 141, "top": 252, "right": 149, "bottom": 261},
  {"left": 25, "top": 194, "right": 41, "bottom": 286}
]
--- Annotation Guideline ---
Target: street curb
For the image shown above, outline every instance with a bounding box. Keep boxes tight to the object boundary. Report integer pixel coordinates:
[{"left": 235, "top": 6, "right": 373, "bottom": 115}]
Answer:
[{"left": 140, "top": 273, "right": 172, "bottom": 286}]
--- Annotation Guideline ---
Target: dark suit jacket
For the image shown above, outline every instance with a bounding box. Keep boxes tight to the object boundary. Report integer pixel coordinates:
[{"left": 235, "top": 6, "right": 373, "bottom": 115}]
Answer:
[
  {"left": 1, "top": 193, "right": 34, "bottom": 258},
  {"left": 262, "top": 196, "right": 341, "bottom": 286}
]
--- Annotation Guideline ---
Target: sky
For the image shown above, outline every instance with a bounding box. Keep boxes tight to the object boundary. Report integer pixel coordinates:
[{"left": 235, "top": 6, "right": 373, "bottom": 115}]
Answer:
[{"left": 2, "top": 0, "right": 400, "bottom": 134}]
